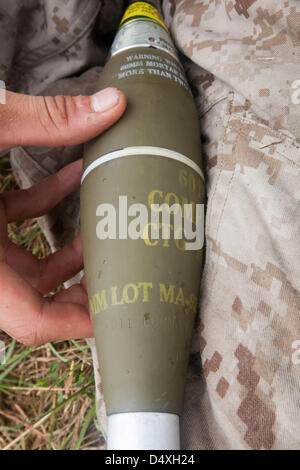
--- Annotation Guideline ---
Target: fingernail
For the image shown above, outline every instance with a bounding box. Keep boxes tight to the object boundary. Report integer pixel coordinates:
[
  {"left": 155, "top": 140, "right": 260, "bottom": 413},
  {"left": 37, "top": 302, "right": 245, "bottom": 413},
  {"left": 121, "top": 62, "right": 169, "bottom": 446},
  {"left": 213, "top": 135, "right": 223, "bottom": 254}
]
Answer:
[{"left": 90, "top": 87, "right": 120, "bottom": 113}]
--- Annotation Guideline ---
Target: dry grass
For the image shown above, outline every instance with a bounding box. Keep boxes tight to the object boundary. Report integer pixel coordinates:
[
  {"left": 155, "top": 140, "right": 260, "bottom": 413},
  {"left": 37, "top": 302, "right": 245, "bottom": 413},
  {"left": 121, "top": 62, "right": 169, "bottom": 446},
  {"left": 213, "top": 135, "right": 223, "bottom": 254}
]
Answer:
[{"left": 0, "top": 156, "right": 103, "bottom": 450}]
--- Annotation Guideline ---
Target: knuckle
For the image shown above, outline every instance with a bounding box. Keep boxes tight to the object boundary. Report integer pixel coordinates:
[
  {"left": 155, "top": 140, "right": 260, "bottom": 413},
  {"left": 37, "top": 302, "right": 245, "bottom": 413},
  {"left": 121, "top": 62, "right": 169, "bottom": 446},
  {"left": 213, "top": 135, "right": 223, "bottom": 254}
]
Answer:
[{"left": 39, "top": 95, "right": 76, "bottom": 130}]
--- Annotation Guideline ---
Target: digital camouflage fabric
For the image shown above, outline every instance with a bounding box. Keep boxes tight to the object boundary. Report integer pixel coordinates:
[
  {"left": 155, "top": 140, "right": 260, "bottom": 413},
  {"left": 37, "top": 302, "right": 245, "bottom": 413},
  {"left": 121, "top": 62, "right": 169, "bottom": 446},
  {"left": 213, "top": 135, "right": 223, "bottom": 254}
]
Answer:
[{"left": 0, "top": 0, "right": 299, "bottom": 450}]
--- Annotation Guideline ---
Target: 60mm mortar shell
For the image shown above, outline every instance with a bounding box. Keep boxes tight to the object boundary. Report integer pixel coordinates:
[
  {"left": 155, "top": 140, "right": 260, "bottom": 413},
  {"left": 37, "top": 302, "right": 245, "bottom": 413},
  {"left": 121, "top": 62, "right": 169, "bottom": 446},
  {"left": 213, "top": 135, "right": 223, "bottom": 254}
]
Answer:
[{"left": 80, "top": 2, "right": 205, "bottom": 450}]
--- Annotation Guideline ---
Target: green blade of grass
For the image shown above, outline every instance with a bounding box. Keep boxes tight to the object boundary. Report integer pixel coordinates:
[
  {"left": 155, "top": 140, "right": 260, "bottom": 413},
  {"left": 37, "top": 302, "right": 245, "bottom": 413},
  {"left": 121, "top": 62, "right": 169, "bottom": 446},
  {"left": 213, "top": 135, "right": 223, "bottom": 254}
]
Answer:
[
  {"left": 59, "top": 430, "right": 75, "bottom": 450},
  {"left": 0, "top": 346, "right": 34, "bottom": 382},
  {"left": 4, "top": 338, "right": 16, "bottom": 363},
  {"left": 74, "top": 401, "right": 96, "bottom": 450},
  {"left": 71, "top": 340, "right": 90, "bottom": 355},
  {"left": 47, "top": 342, "right": 68, "bottom": 363}
]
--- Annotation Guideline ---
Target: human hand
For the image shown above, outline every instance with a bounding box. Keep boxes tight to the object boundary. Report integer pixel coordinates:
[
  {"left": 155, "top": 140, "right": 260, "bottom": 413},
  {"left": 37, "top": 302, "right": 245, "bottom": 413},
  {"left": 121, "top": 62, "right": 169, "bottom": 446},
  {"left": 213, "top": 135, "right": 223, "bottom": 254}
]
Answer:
[{"left": 0, "top": 87, "right": 126, "bottom": 345}]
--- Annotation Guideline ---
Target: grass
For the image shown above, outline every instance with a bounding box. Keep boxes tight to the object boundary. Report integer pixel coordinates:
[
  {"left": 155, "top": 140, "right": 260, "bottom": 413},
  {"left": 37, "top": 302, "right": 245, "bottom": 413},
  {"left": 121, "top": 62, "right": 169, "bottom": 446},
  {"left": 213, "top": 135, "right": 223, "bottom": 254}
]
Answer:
[{"left": 0, "top": 156, "right": 103, "bottom": 450}]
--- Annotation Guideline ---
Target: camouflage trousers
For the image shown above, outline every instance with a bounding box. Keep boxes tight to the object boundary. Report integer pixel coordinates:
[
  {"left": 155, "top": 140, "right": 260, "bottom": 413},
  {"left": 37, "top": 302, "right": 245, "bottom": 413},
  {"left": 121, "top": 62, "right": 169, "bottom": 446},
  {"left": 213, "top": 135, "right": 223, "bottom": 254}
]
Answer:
[{"left": 1, "top": 0, "right": 299, "bottom": 449}]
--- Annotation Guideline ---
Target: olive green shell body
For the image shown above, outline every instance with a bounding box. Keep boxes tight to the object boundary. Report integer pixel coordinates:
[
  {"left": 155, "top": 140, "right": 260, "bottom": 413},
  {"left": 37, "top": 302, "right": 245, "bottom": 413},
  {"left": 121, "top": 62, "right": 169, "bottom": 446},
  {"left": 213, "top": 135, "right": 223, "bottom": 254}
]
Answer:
[{"left": 80, "top": 44, "right": 205, "bottom": 415}]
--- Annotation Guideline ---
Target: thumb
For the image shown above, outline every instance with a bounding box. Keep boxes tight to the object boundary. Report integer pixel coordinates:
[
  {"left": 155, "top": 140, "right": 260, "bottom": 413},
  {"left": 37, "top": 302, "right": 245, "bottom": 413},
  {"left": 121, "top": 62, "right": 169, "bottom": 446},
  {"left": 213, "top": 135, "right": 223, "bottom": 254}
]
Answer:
[{"left": 0, "top": 87, "right": 126, "bottom": 151}]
